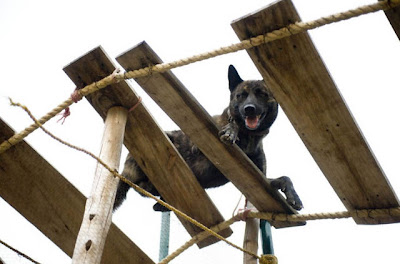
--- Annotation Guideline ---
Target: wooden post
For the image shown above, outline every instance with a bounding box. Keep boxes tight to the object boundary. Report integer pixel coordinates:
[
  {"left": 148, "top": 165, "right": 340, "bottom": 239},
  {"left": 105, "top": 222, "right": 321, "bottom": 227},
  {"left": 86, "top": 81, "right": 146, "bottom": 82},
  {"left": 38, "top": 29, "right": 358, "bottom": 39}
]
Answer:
[
  {"left": 243, "top": 201, "right": 259, "bottom": 264},
  {"left": 71, "top": 106, "right": 128, "bottom": 264}
]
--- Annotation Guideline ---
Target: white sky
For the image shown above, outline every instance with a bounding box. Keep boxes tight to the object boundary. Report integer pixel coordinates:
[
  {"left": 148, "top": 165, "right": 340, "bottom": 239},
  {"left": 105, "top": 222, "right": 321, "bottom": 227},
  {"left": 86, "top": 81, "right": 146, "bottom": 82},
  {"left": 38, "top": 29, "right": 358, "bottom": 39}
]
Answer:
[{"left": 1, "top": 0, "right": 400, "bottom": 263}]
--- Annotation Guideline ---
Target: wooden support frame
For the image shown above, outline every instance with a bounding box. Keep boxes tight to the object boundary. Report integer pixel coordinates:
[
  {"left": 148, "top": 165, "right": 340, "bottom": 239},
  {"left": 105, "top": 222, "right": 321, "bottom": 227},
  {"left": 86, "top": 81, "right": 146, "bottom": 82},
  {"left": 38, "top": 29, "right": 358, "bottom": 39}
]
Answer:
[
  {"left": 242, "top": 202, "right": 259, "bottom": 264},
  {"left": 231, "top": 0, "right": 400, "bottom": 224},
  {"left": 63, "top": 46, "right": 232, "bottom": 248},
  {"left": 72, "top": 107, "right": 127, "bottom": 263},
  {"left": 0, "top": 118, "right": 154, "bottom": 264},
  {"left": 116, "top": 42, "right": 304, "bottom": 228}
]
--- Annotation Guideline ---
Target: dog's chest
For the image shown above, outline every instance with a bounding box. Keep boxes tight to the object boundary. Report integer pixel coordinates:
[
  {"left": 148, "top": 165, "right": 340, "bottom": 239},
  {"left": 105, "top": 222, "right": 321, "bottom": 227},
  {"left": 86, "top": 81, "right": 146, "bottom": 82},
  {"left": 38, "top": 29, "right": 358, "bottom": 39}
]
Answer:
[{"left": 238, "top": 134, "right": 262, "bottom": 155}]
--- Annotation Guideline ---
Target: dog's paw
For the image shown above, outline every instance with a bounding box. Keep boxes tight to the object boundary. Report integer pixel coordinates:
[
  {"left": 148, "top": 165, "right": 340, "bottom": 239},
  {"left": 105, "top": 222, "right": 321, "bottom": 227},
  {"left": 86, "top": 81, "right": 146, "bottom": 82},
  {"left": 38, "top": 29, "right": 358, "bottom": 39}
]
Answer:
[
  {"left": 219, "top": 123, "right": 239, "bottom": 145},
  {"left": 270, "top": 176, "right": 303, "bottom": 211},
  {"left": 153, "top": 202, "right": 170, "bottom": 212},
  {"left": 284, "top": 189, "right": 303, "bottom": 211}
]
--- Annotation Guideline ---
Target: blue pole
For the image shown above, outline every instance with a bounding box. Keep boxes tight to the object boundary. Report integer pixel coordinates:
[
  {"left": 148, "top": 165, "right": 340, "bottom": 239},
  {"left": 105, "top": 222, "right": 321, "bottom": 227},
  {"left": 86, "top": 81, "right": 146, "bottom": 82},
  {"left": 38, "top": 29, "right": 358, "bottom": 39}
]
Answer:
[
  {"left": 159, "top": 211, "right": 171, "bottom": 261},
  {"left": 260, "top": 219, "right": 274, "bottom": 255}
]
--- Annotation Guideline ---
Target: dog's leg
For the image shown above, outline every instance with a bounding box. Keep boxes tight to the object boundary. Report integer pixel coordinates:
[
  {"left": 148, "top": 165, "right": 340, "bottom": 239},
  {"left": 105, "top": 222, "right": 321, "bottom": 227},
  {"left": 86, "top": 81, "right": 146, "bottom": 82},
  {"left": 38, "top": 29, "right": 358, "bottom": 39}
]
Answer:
[
  {"left": 113, "top": 153, "right": 149, "bottom": 211},
  {"left": 114, "top": 180, "right": 130, "bottom": 211},
  {"left": 219, "top": 120, "right": 240, "bottom": 145},
  {"left": 153, "top": 197, "right": 170, "bottom": 212},
  {"left": 270, "top": 176, "right": 303, "bottom": 210}
]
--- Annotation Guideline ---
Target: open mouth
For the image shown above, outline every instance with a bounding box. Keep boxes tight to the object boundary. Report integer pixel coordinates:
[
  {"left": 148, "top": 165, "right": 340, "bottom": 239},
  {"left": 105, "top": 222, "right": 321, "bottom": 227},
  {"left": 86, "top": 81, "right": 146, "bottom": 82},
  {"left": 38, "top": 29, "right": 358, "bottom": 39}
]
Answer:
[{"left": 245, "top": 115, "right": 261, "bottom": 130}]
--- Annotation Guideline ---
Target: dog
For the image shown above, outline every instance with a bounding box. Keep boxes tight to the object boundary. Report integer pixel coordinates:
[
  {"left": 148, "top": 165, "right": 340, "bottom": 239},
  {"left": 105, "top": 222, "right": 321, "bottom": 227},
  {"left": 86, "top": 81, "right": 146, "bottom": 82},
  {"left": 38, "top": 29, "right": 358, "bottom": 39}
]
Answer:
[{"left": 113, "top": 65, "right": 303, "bottom": 211}]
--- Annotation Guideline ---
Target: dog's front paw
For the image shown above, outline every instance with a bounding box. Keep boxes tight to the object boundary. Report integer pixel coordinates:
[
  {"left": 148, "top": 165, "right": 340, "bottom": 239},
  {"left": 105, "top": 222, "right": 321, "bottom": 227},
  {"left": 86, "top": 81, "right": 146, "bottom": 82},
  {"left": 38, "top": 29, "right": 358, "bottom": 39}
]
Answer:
[
  {"left": 219, "top": 123, "right": 239, "bottom": 145},
  {"left": 284, "top": 188, "right": 303, "bottom": 211},
  {"left": 153, "top": 202, "right": 170, "bottom": 212},
  {"left": 270, "top": 176, "right": 303, "bottom": 211}
]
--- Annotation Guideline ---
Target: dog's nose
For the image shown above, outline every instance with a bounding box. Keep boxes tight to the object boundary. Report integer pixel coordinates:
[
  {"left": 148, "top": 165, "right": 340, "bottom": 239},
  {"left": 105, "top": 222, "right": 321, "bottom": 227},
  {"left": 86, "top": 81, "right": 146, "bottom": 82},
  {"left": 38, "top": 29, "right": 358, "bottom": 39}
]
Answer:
[{"left": 244, "top": 104, "right": 256, "bottom": 116}]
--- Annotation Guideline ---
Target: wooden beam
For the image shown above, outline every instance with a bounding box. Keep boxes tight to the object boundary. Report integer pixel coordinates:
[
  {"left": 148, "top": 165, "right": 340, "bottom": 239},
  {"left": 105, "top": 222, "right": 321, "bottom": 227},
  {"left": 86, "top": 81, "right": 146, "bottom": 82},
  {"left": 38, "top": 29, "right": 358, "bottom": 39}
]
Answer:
[
  {"left": 72, "top": 107, "right": 128, "bottom": 264},
  {"left": 231, "top": 0, "right": 400, "bottom": 224},
  {"left": 0, "top": 118, "right": 154, "bottom": 264},
  {"left": 382, "top": 0, "right": 400, "bottom": 40},
  {"left": 116, "top": 42, "right": 304, "bottom": 228},
  {"left": 243, "top": 202, "right": 259, "bottom": 264},
  {"left": 63, "top": 46, "right": 232, "bottom": 248}
]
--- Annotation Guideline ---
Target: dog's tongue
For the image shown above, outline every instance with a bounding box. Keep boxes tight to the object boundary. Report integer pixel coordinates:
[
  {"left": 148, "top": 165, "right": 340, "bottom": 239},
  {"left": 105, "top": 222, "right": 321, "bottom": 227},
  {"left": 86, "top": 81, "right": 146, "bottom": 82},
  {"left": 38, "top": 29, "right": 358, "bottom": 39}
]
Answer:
[{"left": 245, "top": 116, "right": 259, "bottom": 129}]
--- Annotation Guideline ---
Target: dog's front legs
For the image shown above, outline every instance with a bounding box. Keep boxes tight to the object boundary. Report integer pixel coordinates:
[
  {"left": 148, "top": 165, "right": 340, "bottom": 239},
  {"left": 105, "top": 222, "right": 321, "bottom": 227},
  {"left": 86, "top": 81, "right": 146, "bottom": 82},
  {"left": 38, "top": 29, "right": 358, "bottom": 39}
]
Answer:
[
  {"left": 219, "top": 118, "right": 240, "bottom": 145},
  {"left": 270, "top": 176, "right": 303, "bottom": 210}
]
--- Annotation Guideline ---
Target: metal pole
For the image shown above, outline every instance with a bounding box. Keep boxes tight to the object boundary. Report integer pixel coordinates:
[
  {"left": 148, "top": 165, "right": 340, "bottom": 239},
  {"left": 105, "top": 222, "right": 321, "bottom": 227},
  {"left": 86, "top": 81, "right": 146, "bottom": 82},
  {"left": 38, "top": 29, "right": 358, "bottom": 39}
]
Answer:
[
  {"left": 260, "top": 220, "right": 274, "bottom": 255},
  {"left": 159, "top": 211, "right": 171, "bottom": 261}
]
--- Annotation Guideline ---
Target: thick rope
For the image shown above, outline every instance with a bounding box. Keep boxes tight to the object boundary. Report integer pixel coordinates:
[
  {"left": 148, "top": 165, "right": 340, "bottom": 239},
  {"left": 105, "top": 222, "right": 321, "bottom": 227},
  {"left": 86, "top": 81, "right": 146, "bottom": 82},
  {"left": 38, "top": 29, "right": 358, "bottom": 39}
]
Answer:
[
  {"left": 0, "top": 69, "right": 121, "bottom": 154},
  {"left": 159, "top": 217, "right": 238, "bottom": 264},
  {"left": 160, "top": 207, "right": 400, "bottom": 264},
  {"left": 250, "top": 207, "right": 400, "bottom": 223},
  {"left": 1, "top": 0, "right": 399, "bottom": 155}
]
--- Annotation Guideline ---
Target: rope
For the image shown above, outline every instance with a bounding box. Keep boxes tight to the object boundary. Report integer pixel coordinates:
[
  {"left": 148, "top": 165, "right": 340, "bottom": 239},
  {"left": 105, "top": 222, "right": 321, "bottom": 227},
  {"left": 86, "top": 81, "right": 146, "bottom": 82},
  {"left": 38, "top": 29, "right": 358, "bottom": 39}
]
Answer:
[
  {"left": 249, "top": 207, "right": 400, "bottom": 223},
  {"left": 0, "top": 238, "right": 41, "bottom": 264},
  {"left": 160, "top": 207, "right": 400, "bottom": 264},
  {"left": 1, "top": 0, "right": 399, "bottom": 155},
  {"left": 0, "top": 68, "right": 121, "bottom": 154},
  {"left": 159, "top": 217, "right": 238, "bottom": 264}
]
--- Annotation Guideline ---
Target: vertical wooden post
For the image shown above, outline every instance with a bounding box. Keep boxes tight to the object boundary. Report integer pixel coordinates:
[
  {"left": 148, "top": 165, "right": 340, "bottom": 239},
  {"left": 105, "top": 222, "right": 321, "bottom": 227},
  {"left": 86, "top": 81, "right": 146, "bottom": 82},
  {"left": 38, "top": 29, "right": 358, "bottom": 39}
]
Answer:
[
  {"left": 71, "top": 106, "right": 128, "bottom": 264},
  {"left": 243, "top": 201, "right": 259, "bottom": 264}
]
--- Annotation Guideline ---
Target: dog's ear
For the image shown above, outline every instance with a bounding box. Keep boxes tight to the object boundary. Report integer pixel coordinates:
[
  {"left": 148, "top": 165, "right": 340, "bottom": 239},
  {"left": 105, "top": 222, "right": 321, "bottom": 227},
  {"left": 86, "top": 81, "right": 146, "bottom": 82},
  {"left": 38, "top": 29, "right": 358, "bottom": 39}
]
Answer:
[{"left": 228, "top": 65, "right": 243, "bottom": 92}]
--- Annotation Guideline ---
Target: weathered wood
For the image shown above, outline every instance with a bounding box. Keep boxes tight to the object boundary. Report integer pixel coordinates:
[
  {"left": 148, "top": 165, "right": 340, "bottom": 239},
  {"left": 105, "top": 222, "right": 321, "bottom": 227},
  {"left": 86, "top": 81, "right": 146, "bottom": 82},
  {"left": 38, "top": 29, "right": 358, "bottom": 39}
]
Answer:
[
  {"left": 72, "top": 107, "right": 127, "bottom": 264},
  {"left": 63, "top": 46, "right": 232, "bottom": 248},
  {"left": 0, "top": 118, "right": 154, "bottom": 264},
  {"left": 383, "top": 0, "right": 400, "bottom": 40},
  {"left": 116, "top": 42, "right": 304, "bottom": 228},
  {"left": 243, "top": 202, "right": 259, "bottom": 264},
  {"left": 231, "top": 0, "right": 400, "bottom": 224}
]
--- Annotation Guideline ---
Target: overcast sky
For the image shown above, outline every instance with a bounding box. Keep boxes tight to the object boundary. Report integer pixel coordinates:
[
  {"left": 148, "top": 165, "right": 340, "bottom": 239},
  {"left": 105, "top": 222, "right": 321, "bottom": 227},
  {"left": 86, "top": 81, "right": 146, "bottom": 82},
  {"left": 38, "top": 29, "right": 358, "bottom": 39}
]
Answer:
[{"left": 1, "top": 0, "right": 400, "bottom": 263}]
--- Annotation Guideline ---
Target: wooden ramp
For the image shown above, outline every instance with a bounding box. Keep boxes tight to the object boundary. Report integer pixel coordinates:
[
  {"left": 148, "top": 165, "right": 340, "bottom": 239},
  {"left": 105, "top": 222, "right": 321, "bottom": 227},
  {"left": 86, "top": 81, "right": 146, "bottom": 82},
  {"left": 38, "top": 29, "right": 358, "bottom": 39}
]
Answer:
[
  {"left": 0, "top": 118, "right": 154, "bottom": 264},
  {"left": 116, "top": 42, "right": 304, "bottom": 228},
  {"left": 383, "top": 0, "right": 400, "bottom": 40},
  {"left": 63, "top": 46, "right": 232, "bottom": 248},
  {"left": 231, "top": 0, "right": 400, "bottom": 224}
]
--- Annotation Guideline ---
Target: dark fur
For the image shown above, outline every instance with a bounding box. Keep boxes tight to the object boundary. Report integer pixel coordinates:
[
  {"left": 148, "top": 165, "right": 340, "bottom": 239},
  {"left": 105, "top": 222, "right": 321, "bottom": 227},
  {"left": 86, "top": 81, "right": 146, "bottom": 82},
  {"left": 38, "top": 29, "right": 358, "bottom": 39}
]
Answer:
[{"left": 114, "top": 65, "right": 303, "bottom": 211}]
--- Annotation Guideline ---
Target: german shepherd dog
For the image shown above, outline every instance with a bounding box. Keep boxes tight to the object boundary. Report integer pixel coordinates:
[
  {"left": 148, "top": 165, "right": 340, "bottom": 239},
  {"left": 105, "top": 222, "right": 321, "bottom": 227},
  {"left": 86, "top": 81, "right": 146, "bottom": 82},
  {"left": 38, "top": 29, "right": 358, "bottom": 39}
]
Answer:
[{"left": 113, "top": 65, "right": 303, "bottom": 211}]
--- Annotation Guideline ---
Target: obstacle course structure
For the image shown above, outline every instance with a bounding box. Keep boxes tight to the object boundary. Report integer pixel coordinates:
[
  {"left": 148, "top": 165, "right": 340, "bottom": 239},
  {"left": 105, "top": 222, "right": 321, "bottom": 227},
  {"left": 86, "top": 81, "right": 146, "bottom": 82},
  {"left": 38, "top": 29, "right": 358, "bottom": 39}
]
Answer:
[{"left": 1, "top": 0, "right": 400, "bottom": 263}]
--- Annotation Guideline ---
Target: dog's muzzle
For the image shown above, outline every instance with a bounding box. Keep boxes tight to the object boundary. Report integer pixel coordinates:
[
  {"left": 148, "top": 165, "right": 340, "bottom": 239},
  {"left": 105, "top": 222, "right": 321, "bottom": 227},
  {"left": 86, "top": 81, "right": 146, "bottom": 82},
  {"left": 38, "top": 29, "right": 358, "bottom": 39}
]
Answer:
[{"left": 244, "top": 104, "right": 261, "bottom": 130}]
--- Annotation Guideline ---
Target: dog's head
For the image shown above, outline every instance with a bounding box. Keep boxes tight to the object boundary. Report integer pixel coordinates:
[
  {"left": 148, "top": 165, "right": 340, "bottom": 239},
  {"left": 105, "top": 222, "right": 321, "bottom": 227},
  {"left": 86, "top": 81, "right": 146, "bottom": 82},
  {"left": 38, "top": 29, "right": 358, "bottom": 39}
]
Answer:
[{"left": 228, "top": 65, "right": 278, "bottom": 132}]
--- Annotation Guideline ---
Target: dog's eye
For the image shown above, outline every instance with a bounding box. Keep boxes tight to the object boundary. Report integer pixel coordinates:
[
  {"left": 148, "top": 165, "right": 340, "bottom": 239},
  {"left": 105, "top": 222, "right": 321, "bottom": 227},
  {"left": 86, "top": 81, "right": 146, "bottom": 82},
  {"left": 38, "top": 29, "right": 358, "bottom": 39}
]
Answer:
[
  {"left": 236, "top": 92, "right": 248, "bottom": 99},
  {"left": 255, "top": 88, "right": 268, "bottom": 97}
]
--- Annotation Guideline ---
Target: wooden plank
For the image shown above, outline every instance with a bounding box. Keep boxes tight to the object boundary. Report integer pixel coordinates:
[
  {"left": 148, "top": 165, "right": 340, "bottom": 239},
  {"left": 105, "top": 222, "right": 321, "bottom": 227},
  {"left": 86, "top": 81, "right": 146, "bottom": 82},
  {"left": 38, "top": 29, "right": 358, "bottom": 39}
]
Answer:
[
  {"left": 231, "top": 0, "right": 400, "bottom": 224},
  {"left": 383, "top": 0, "right": 400, "bottom": 40},
  {"left": 116, "top": 42, "right": 304, "bottom": 228},
  {"left": 63, "top": 46, "right": 232, "bottom": 248},
  {"left": 0, "top": 118, "right": 154, "bottom": 264}
]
